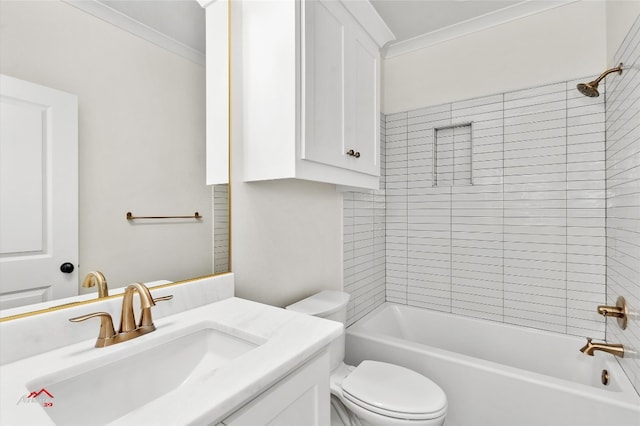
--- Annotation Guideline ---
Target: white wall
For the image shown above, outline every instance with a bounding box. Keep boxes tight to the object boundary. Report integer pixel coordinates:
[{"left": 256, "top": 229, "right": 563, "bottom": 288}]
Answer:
[
  {"left": 0, "top": 1, "right": 212, "bottom": 289},
  {"left": 230, "top": 2, "right": 343, "bottom": 307},
  {"left": 383, "top": 1, "right": 607, "bottom": 114},
  {"left": 607, "top": 0, "right": 640, "bottom": 64},
  {"left": 231, "top": 179, "right": 343, "bottom": 307}
]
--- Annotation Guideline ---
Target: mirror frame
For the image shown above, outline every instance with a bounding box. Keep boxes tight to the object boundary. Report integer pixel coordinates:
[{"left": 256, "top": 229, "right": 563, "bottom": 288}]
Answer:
[
  {"left": 0, "top": 273, "right": 233, "bottom": 323},
  {"left": 0, "top": 0, "right": 231, "bottom": 322}
]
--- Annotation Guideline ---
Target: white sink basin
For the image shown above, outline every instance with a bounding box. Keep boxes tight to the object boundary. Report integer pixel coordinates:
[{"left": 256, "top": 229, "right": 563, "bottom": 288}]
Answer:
[
  {"left": 1, "top": 298, "right": 343, "bottom": 426},
  {"left": 29, "top": 327, "right": 259, "bottom": 425}
]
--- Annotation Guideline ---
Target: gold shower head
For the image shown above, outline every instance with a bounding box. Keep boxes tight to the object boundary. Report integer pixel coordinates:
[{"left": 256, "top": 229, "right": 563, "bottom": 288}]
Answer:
[{"left": 576, "top": 63, "right": 623, "bottom": 97}]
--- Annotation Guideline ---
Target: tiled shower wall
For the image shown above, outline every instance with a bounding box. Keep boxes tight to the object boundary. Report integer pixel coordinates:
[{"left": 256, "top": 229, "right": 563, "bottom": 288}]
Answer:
[
  {"left": 344, "top": 78, "right": 608, "bottom": 337},
  {"left": 606, "top": 15, "right": 640, "bottom": 393},
  {"left": 343, "top": 116, "right": 386, "bottom": 326},
  {"left": 213, "top": 184, "right": 229, "bottom": 274}
]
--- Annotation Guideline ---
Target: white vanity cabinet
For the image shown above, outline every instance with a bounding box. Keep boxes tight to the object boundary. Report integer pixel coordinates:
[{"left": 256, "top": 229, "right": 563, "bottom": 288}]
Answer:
[
  {"left": 242, "top": 0, "right": 394, "bottom": 190},
  {"left": 219, "top": 351, "right": 330, "bottom": 426}
]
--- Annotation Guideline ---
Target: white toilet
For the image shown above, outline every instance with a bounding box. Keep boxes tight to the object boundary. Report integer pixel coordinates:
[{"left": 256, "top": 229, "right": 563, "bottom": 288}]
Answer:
[{"left": 286, "top": 291, "right": 447, "bottom": 426}]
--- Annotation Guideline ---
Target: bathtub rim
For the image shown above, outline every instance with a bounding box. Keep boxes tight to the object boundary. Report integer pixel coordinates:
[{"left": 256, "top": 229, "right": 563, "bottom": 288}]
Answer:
[{"left": 346, "top": 302, "right": 640, "bottom": 410}]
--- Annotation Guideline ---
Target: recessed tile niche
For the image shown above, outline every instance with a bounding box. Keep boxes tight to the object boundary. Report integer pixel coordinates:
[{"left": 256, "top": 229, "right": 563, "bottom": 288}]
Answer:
[{"left": 434, "top": 123, "right": 472, "bottom": 187}]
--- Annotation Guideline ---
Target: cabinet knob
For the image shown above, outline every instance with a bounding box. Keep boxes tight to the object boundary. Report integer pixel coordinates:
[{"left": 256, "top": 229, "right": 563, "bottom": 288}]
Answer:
[{"left": 346, "top": 149, "right": 360, "bottom": 158}]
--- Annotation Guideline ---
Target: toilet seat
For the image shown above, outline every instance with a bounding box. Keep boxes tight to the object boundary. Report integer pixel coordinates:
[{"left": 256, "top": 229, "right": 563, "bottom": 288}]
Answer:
[{"left": 341, "top": 361, "right": 447, "bottom": 421}]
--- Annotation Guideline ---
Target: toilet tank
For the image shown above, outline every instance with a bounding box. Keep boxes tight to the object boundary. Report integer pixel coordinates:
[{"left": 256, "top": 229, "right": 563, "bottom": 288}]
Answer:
[
  {"left": 286, "top": 291, "right": 350, "bottom": 371},
  {"left": 285, "top": 291, "right": 350, "bottom": 325}
]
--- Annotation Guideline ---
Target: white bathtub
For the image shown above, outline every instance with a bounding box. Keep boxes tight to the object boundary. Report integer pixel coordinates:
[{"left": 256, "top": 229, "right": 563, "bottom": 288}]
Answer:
[{"left": 345, "top": 303, "right": 640, "bottom": 426}]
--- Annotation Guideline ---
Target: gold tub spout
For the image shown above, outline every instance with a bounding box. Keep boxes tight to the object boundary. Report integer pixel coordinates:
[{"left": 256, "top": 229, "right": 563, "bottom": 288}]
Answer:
[
  {"left": 82, "top": 271, "right": 109, "bottom": 298},
  {"left": 580, "top": 338, "right": 624, "bottom": 358}
]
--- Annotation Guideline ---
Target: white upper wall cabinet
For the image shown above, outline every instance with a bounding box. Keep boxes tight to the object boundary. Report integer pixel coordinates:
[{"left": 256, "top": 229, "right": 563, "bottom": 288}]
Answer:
[{"left": 242, "top": 0, "right": 394, "bottom": 190}]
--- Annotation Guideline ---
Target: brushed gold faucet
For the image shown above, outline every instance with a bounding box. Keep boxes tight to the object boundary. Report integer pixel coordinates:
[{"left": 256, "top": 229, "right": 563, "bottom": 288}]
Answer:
[
  {"left": 82, "top": 271, "right": 109, "bottom": 298},
  {"left": 119, "top": 282, "right": 156, "bottom": 335},
  {"left": 580, "top": 338, "right": 624, "bottom": 358},
  {"left": 70, "top": 282, "right": 173, "bottom": 348}
]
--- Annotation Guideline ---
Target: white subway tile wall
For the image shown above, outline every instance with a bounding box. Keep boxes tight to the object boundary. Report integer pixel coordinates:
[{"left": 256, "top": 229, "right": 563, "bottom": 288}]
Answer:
[
  {"left": 451, "top": 95, "right": 504, "bottom": 322},
  {"left": 606, "top": 15, "right": 640, "bottom": 394},
  {"left": 386, "top": 111, "right": 410, "bottom": 305},
  {"left": 406, "top": 105, "right": 453, "bottom": 312},
  {"left": 343, "top": 78, "right": 608, "bottom": 336},
  {"left": 343, "top": 115, "right": 386, "bottom": 325},
  {"left": 213, "top": 184, "right": 229, "bottom": 273},
  {"left": 385, "top": 80, "right": 606, "bottom": 337}
]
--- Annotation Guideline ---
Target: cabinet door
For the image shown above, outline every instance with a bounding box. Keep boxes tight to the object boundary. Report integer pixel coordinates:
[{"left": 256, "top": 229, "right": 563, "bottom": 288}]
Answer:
[
  {"left": 302, "top": 0, "right": 347, "bottom": 170},
  {"left": 302, "top": 0, "right": 379, "bottom": 177},
  {"left": 345, "top": 23, "right": 380, "bottom": 176},
  {"left": 221, "top": 352, "right": 330, "bottom": 426}
]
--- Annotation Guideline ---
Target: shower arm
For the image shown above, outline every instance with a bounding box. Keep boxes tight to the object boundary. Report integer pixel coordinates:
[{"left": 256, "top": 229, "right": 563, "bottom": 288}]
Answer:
[{"left": 591, "top": 63, "right": 623, "bottom": 84}]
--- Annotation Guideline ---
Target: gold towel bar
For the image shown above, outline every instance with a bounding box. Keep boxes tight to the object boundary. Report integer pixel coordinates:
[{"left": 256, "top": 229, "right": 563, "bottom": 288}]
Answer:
[{"left": 126, "top": 212, "right": 202, "bottom": 220}]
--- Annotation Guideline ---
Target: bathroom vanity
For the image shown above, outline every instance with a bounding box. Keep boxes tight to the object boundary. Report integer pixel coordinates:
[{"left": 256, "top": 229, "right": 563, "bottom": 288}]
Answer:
[
  {"left": 0, "top": 275, "right": 342, "bottom": 425},
  {"left": 216, "top": 351, "right": 329, "bottom": 426}
]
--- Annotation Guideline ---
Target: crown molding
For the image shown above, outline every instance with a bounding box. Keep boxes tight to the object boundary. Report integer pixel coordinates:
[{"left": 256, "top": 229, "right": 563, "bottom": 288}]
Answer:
[
  {"left": 63, "top": 0, "right": 205, "bottom": 66},
  {"left": 197, "top": 0, "right": 218, "bottom": 8},
  {"left": 340, "top": 0, "right": 395, "bottom": 47},
  {"left": 384, "top": 0, "right": 578, "bottom": 59}
]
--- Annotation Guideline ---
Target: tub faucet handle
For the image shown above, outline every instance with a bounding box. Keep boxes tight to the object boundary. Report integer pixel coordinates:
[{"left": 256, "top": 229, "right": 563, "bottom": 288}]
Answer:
[{"left": 596, "top": 296, "right": 628, "bottom": 330}]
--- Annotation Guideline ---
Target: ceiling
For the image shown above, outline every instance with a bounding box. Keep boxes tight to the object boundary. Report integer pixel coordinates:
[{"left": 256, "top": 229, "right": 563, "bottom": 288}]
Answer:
[
  {"left": 370, "top": 0, "right": 523, "bottom": 42},
  {"left": 95, "top": 0, "right": 535, "bottom": 55},
  {"left": 97, "top": 0, "right": 206, "bottom": 54}
]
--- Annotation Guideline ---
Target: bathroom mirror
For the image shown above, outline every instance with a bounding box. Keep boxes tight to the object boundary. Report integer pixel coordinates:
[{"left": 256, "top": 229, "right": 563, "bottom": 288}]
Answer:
[{"left": 0, "top": 0, "right": 229, "bottom": 318}]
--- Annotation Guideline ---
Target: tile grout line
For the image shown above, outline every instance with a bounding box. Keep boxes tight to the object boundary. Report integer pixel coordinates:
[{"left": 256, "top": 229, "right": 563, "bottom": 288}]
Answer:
[
  {"left": 565, "top": 82, "right": 568, "bottom": 334},
  {"left": 405, "top": 113, "right": 409, "bottom": 305},
  {"left": 502, "top": 93, "right": 505, "bottom": 323},
  {"left": 449, "top": 102, "right": 453, "bottom": 314},
  {"left": 383, "top": 115, "right": 387, "bottom": 309},
  {"left": 603, "top": 78, "right": 609, "bottom": 342}
]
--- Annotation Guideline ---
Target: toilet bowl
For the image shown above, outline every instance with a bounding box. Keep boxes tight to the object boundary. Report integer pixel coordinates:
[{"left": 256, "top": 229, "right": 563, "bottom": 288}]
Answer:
[{"left": 286, "top": 291, "right": 447, "bottom": 426}]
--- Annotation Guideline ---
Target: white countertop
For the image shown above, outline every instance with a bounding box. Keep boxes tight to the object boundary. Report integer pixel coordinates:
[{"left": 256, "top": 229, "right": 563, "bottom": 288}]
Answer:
[{"left": 0, "top": 297, "right": 343, "bottom": 425}]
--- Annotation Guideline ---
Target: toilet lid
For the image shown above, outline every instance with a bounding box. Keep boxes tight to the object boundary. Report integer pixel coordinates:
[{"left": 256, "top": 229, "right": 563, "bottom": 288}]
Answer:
[{"left": 341, "top": 361, "right": 447, "bottom": 420}]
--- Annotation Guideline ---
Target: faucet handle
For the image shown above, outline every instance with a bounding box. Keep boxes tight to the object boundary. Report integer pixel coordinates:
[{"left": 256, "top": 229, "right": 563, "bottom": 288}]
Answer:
[
  {"left": 596, "top": 296, "right": 627, "bottom": 330},
  {"left": 69, "top": 312, "right": 116, "bottom": 348},
  {"left": 139, "top": 294, "right": 174, "bottom": 328}
]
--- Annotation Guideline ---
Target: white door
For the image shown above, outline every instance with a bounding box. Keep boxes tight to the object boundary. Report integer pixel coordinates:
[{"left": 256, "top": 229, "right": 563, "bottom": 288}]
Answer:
[{"left": 0, "top": 74, "right": 78, "bottom": 310}]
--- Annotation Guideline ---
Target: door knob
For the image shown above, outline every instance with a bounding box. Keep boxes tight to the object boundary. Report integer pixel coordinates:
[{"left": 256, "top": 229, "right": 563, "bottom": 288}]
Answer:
[{"left": 60, "top": 262, "right": 75, "bottom": 273}]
